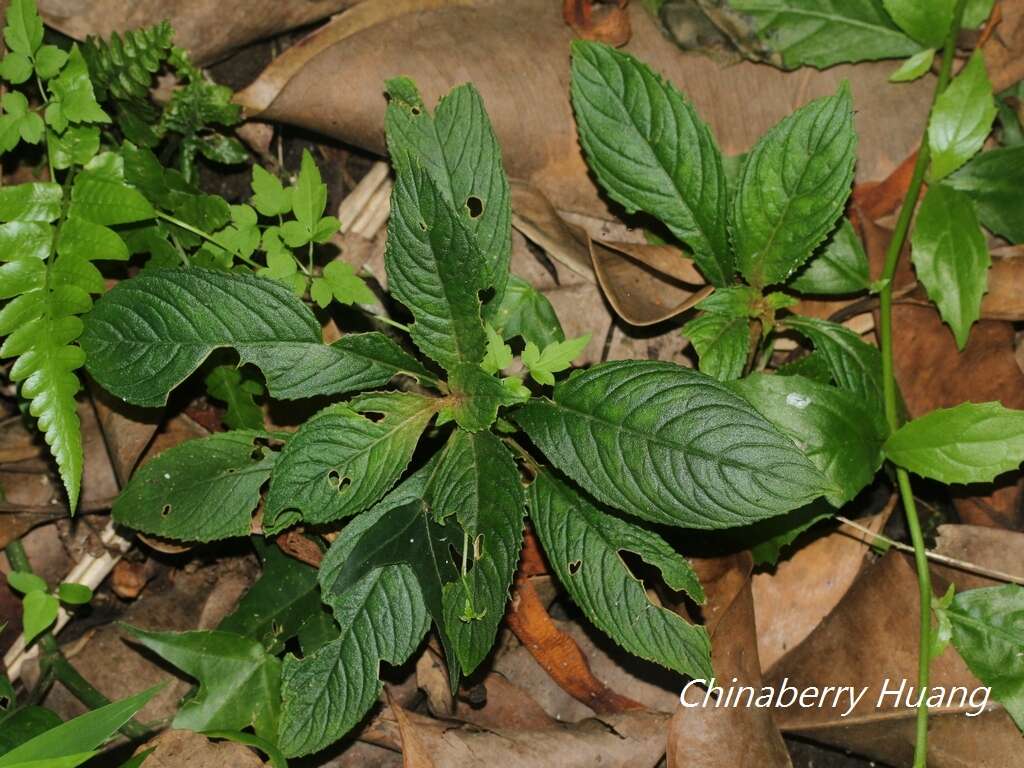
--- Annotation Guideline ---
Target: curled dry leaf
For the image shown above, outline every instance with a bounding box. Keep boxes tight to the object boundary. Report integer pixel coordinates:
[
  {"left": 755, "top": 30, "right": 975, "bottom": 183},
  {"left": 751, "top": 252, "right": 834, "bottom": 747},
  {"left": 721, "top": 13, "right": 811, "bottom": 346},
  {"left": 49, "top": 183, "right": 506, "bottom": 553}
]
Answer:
[
  {"left": 385, "top": 689, "right": 436, "bottom": 768},
  {"left": 562, "top": 0, "right": 631, "bottom": 48},
  {"left": 132, "top": 730, "right": 264, "bottom": 768},
  {"left": 38, "top": 0, "right": 359, "bottom": 65}
]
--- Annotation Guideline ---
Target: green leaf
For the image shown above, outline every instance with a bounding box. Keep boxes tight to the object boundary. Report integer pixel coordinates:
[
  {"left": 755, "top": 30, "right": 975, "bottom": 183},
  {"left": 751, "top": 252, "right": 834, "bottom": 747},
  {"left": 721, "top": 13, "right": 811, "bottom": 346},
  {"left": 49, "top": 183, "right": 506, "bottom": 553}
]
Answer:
[
  {"left": 278, "top": 479, "right": 433, "bottom": 757},
  {"left": 728, "top": 0, "right": 921, "bottom": 69},
  {"left": 220, "top": 539, "right": 332, "bottom": 655},
  {"left": 112, "top": 431, "right": 279, "bottom": 542},
  {"left": 789, "top": 219, "right": 871, "bottom": 295},
  {"left": 198, "top": 134, "right": 249, "bottom": 166},
  {"left": 946, "top": 146, "right": 1024, "bottom": 243},
  {"left": 445, "top": 362, "right": 522, "bottom": 432},
  {"left": 882, "top": 0, "right": 953, "bottom": 47},
  {"left": 0, "top": 222, "right": 52, "bottom": 262},
  {"left": 47, "top": 47, "right": 109, "bottom": 125},
  {"left": 0, "top": 183, "right": 62, "bottom": 222},
  {"left": 884, "top": 401, "right": 1024, "bottom": 484},
  {"left": 964, "top": 0, "right": 996, "bottom": 27},
  {"left": 69, "top": 159, "right": 155, "bottom": 225},
  {"left": 569, "top": 41, "right": 731, "bottom": 285},
  {"left": 2, "top": 0, "right": 42, "bottom": 58},
  {"left": 49, "top": 126, "right": 100, "bottom": 170},
  {"left": 385, "top": 78, "right": 511, "bottom": 309},
  {"left": 0, "top": 708, "right": 62, "bottom": 756},
  {"left": 732, "top": 83, "right": 856, "bottom": 287},
  {"left": 6, "top": 571, "right": 46, "bottom": 594},
  {"left": 122, "top": 626, "right": 280, "bottom": 739},
  {"left": 941, "top": 584, "right": 1024, "bottom": 730},
  {"left": 746, "top": 501, "right": 833, "bottom": 566},
  {"left": 33, "top": 45, "right": 67, "bottom": 80},
  {"left": 21, "top": 591, "right": 58, "bottom": 646},
  {"left": 265, "top": 392, "right": 437, "bottom": 533},
  {"left": 520, "top": 335, "right": 590, "bottom": 386},
  {"left": 492, "top": 274, "right": 564, "bottom": 348},
  {"left": 529, "top": 470, "right": 711, "bottom": 679},
  {"left": 681, "top": 312, "right": 750, "bottom": 382},
  {"left": 0, "top": 688, "right": 157, "bottom": 768},
  {"left": 286, "top": 150, "right": 328, "bottom": 247},
  {"left": 57, "top": 583, "right": 92, "bottom": 605},
  {"left": 250, "top": 166, "right": 290, "bottom": 217},
  {"left": 57, "top": 216, "right": 129, "bottom": 263},
  {"left": 728, "top": 373, "right": 885, "bottom": 506},
  {"left": 0, "top": 92, "right": 42, "bottom": 152},
  {"left": 889, "top": 48, "right": 936, "bottom": 83},
  {"left": 910, "top": 185, "right": 990, "bottom": 350},
  {"left": 205, "top": 365, "right": 265, "bottom": 431},
  {"left": 427, "top": 430, "right": 524, "bottom": 675},
  {"left": 385, "top": 163, "right": 489, "bottom": 371},
  {"left": 481, "top": 322, "right": 513, "bottom": 375},
  {"left": 0, "top": 52, "right": 32, "bottom": 84},
  {"left": 322, "top": 260, "right": 374, "bottom": 305},
  {"left": 1, "top": 752, "right": 97, "bottom": 768},
  {"left": 82, "top": 269, "right": 432, "bottom": 406},
  {"left": 928, "top": 52, "right": 996, "bottom": 181},
  {"left": 514, "top": 360, "right": 830, "bottom": 528}
]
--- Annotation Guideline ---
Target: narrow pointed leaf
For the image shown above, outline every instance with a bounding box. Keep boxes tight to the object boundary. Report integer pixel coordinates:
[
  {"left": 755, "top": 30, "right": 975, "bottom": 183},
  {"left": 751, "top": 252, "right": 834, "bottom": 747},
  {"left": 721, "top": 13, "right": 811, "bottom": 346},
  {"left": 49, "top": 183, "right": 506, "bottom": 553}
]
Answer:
[{"left": 928, "top": 52, "right": 996, "bottom": 181}]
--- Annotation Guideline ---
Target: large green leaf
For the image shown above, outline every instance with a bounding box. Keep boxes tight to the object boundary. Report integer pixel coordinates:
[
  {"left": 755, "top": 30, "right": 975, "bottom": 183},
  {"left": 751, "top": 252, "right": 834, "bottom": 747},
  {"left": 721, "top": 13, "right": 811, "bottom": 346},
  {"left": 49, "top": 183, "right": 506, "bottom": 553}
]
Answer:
[
  {"left": 728, "top": 0, "right": 921, "bottom": 69},
  {"left": 910, "top": 185, "right": 990, "bottom": 350},
  {"left": 941, "top": 584, "right": 1024, "bottom": 730},
  {"left": 928, "top": 52, "right": 996, "bottom": 182},
  {"left": 884, "top": 402, "right": 1024, "bottom": 484},
  {"left": 122, "top": 626, "right": 280, "bottom": 739},
  {"left": 0, "top": 183, "right": 61, "bottom": 222},
  {"left": 881, "top": 0, "right": 953, "bottom": 48},
  {"left": 385, "top": 163, "right": 489, "bottom": 371},
  {"left": 732, "top": 83, "right": 856, "bottom": 287},
  {"left": 569, "top": 40, "right": 732, "bottom": 286},
  {"left": 112, "top": 431, "right": 279, "bottom": 542},
  {"left": 0, "top": 708, "right": 62, "bottom": 757},
  {"left": 278, "top": 480, "right": 432, "bottom": 757},
  {"left": 728, "top": 373, "right": 885, "bottom": 506},
  {"left": 264, "top": 392, "right": 437, "bottom": 533},
  {"left": 529, "top": 470, "right": 711, "bottom": 679},
  {"left": 514, "top": 360, "right": 831, "bottom": 528},
  {"left": 426, "top": 430, "right": 524, "bottom": 675},
  {"left": 789, "top": 218, "right": 871, "bottom": 295},
  {"left": 82, "top": 268, "right": 430, "bottom": 406},
  {"left": 385, "top": 78, "right": 510, "bottom": 311},
  {"left": 0, "top": 687, "right": 157, "bottom": 767},
  {"left": 946, "top": 146, "right": 1024, "bottom": 243}
]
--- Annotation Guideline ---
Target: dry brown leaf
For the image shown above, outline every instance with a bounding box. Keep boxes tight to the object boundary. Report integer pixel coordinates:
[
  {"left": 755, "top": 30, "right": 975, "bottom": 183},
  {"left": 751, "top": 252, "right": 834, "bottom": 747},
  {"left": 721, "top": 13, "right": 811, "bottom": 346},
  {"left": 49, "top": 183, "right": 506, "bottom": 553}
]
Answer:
[
  {"left": 385, "top": 690, "right": 436, "bottom": 768},
  {"left": 667, "top": 553, "right": 791, "bottom": 768},
  {"left": 985, "top": 0, "right": 1024, "bottom": 92},
  {"left": 88, "top": 382, "right": 162, "bottom": 486},
  {"left": 563, "top": 0, "right": 631, "bottom": 47},
  {"left": 239, "top": 0, "right": 934, "bottom": 224},
  {"left": 38, "top": 0, "right": 358, "bottom": 65},
  {"left": 767, "top": 544, "right": 1023, "bottom": 767},
  {"left": 275, "top": 529, "right": 324, "bottom": 567},
  {"left": 133, "top": 730, "right": 264, "bottom": 767}
]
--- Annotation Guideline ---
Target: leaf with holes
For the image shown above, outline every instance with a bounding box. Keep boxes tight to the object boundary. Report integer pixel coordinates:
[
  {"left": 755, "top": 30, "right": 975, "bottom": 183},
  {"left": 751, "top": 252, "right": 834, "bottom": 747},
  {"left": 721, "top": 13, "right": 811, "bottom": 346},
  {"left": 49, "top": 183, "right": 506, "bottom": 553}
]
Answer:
[
  {"left": 514, "top": 360, "right": 831, "bottom": 528},
  {"left": 570, "top": 41, "right": 732, "bottom": 285},
  {"left": 112, "top": 431, "right": 279, "bottom": 542},
  {"left": 426, "top": 430, "right": 524, "bottom": 675},
  {"left": 529, "top": 470, "right": 711, "bottom": 679},
  {"left": 264, "top": 392, "right": 437, "bottom": 533}
]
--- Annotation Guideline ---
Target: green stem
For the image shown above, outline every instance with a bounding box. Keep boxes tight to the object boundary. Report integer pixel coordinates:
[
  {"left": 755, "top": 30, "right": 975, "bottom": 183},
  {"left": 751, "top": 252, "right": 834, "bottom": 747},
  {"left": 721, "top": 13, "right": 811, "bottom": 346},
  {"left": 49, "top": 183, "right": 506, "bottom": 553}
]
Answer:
[
  {"left": 368, "top": 312, "right": 411, "bottom": 334},
  {"left": 877, "top": 4, "right": 966, "bottom": 765},
  {"left": 156, "top": 211, "right": 260, "bottom": 269},
  {"left": 35, "top": 76, "right": 55, "bottom": 185}
]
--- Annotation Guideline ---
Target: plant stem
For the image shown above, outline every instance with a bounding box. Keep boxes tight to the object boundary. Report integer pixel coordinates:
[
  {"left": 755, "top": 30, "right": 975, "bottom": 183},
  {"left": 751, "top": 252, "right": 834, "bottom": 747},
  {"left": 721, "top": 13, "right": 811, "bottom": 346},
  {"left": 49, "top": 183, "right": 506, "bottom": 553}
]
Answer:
[
  {"left": 156, "top": 211, "right": 260, "bottom": 269},
  {"left": 876, "top": 4, "right": 966, "bottom": 765}
]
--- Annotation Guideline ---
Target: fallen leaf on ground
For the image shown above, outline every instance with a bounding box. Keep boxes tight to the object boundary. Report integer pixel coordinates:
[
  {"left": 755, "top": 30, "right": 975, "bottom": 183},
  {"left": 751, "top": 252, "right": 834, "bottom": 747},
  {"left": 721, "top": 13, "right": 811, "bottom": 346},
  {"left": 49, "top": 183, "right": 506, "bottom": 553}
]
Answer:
[
  {"left": 132, "top": 729, "right": 264, "bottom": 767},
  {"left": 562, "top": 0, "right": 631, "bottom": 47}
]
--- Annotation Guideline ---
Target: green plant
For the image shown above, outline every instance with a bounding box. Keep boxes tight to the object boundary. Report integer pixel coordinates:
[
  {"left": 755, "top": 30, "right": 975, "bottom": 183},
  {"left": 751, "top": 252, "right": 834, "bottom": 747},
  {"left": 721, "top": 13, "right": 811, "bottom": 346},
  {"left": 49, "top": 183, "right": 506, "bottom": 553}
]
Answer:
[{"left": 5, "top": 570, "right": 92, "bottom": 645}]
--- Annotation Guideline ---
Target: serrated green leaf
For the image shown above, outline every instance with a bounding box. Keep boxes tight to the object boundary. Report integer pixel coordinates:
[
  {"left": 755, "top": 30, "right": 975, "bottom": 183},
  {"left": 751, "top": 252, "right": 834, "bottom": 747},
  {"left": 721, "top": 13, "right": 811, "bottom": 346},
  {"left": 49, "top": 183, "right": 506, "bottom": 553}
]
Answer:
[
  {"left": 47, "top": 47, "right": 109, "bottom": 125},
  {"left": 49, "top": 125, "right": 100, "bottom": 170},
  {"left": 728, "top": 0, "right": 921, "bottom": 69},
  {"left": 322, "top": 260, "right": 374, "bottom": 305},
  {"left": 265, "top": 392, "right": 437, "bottom": 533},
  {"left": 570, "top": 41, "right": 731, "bottom": 285},
  {"left": 529, "top": 470, "right": 711, "bottom": 679},
  {"left": 514, "top": 360, "right": 830, "bottom": 528},
  {"left": 882, "top": 0, "right": 953, "bottom": 48},
  {"left": 446, "top": 362, "right": 521, "bottom": 432},
  {"left": 928, "top": 52, "right": 996, "bottom": 181},
  {"left": 427, "top": 430, "right": 524, "bottom": 675},
  {"left": 789, "top": 219, "right": 871, "bottom": 295},
  {"left": 776, "top": 349, "right": 833, "bottom": 384},
  {"left": 884, "top": 401, "right": 1024, "bottom": 484},
  {"left": 385, "top": 78, "right": 511, "bottom": 311},
  {"left": 492, "top": 274, "right": 564, "bottom": 348},
  {"left": 910, "top": 185, "right": 990, "bottom": 350},
  {"left": 21, "top": 591, "right": 58, "bottom": 645},
  {"left": 82, "top": 269, "right": 432, "bottom": 406},
  {"left": 112, "top": 431, "right": 278, "bottom": 542},
  {"left": 6, "top": 571, "right": 46, "bottom": 594},
  {"left": 250, "top": 165, "right": 290, "bottom": 217},
  {"left": 385, "top": 163, "right": 489, "bottom": 371},
  {"left": 2, "top": 0, "right": 42, "bottom": 58},
  {"left": 57, "top": 583, "right": 92, "bottom": 605},
  {"left": 682, "top": 312, "right": 750, "bottom": 382},
  {"left": 288, "top": 150, "right": 327, "bottom": 245},
  {"left": 277, "top": 475, "right": 435, "bottom": 757},
  {"left": 0, "top": 688, "right": 158, "bottom": 768},
  {"left": 122, "top": 626, "right": 280, "bottom": 739},
  {"left": 889, "top": 48, "right": 936, "bottom": 83},
  {"left": 732, "top": 83, "right": 856, "bottom": 287},
  {"left": 0, "top": 183, "right": 62, "bottom": 222},
  {"left": 481, "top": 322, "right": 513, "bottom": 375},
  {"left": 941, "top": 584, "right": 1024, "bottom": 730},
  {"left": 520, "top": 334, "right": 590, "bottom": 386},
  {"left": 728, "top": 373, "right": 885, "bottom": 506},
  {"left": 205, "top": 365, "right": 265, "bottom": 431},
  {"left": 946, "top": 146, "right": 1024, "bottom": 243}
]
